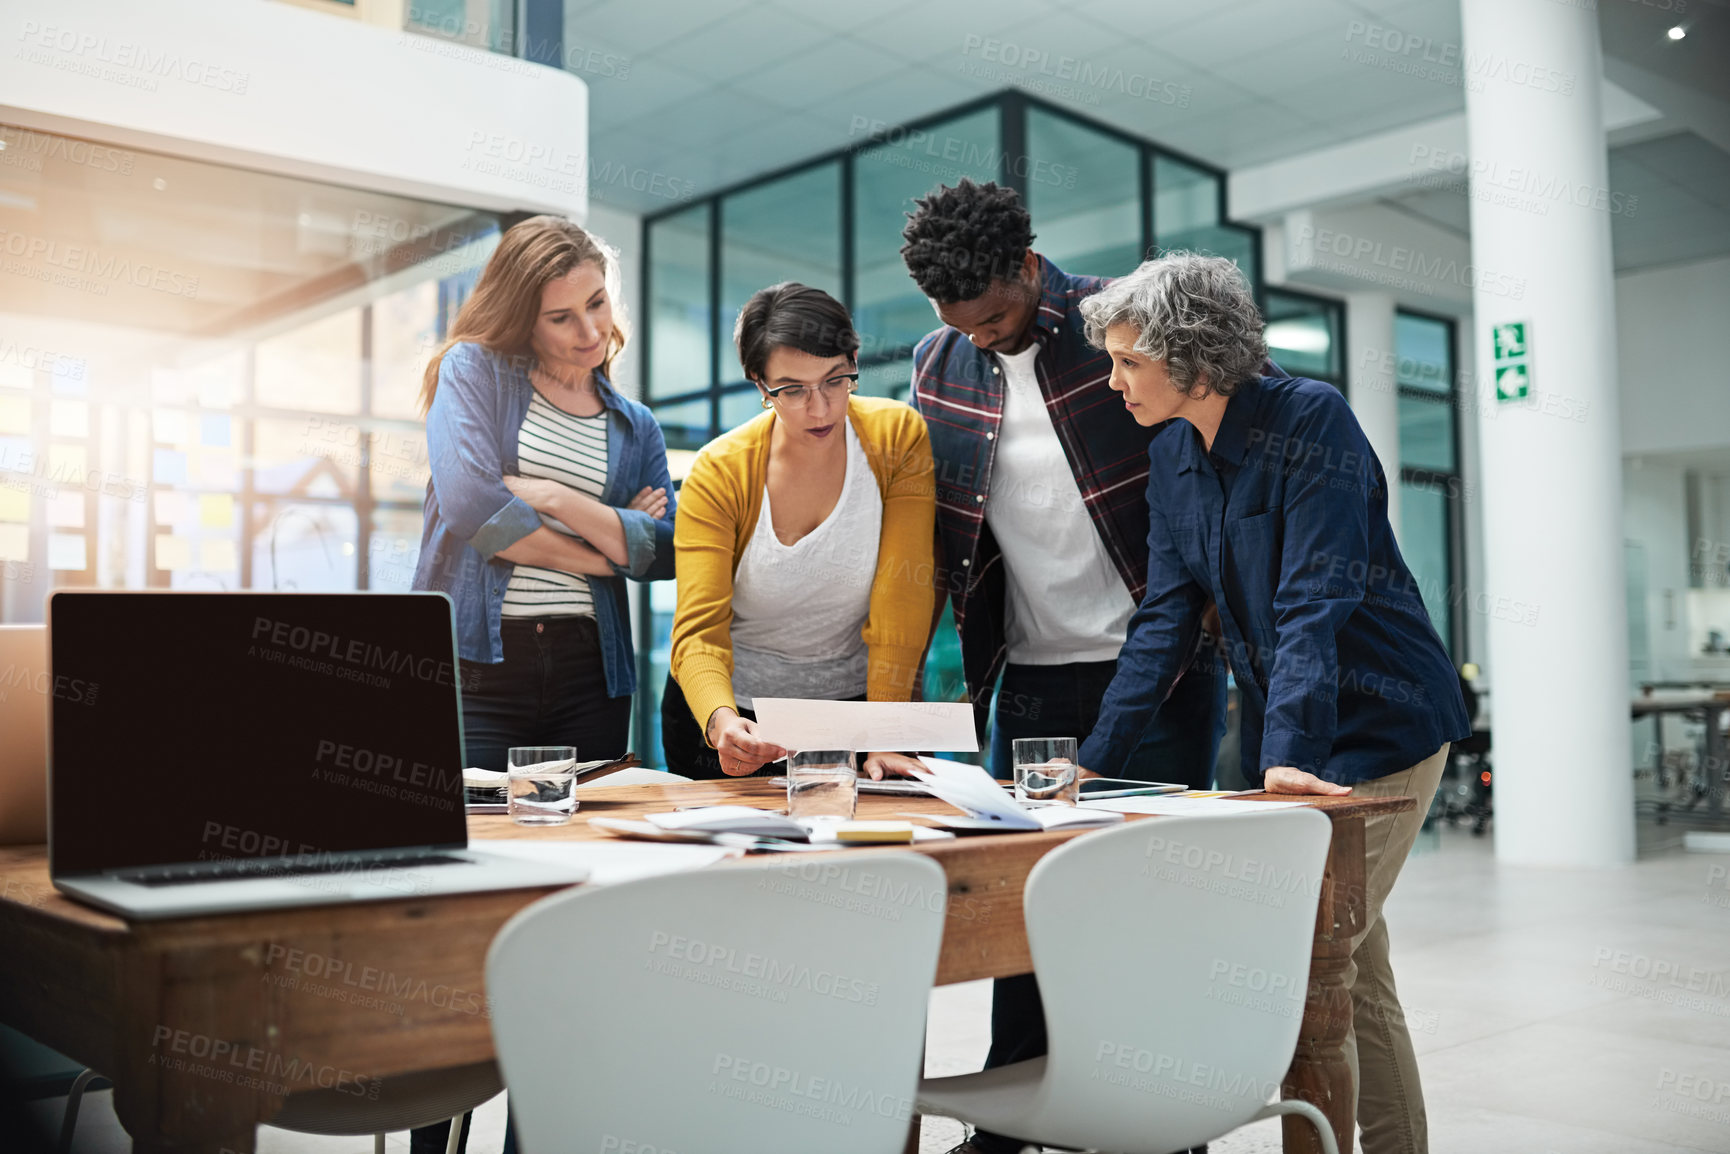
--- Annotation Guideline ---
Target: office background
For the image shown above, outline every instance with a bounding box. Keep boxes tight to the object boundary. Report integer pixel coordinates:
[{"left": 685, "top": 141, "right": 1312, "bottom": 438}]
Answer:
[{"left": 1, "top": 0, "right": 1727, "bottom": 821}]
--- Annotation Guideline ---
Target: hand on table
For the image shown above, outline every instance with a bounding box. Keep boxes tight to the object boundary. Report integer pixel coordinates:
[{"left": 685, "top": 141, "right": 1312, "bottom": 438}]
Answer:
[
  {"left": 706, "top": 709, "right": 787, "bottom": 776},
  {"left": 1263, "top": 767, "right": 1352, "bottom": 796},
  {"left": 861, "top": 752, "right": 925, "bottom": 781}
]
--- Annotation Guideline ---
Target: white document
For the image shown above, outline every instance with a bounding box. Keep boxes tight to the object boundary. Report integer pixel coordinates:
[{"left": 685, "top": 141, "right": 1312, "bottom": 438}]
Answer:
[
  {"left": 1078, "top": 796, "right": 1307, "bottom": 816},
  {"left": 750, "top": 698, "right": 978, "bottom": 753},
  {"left": 907, "top": 756, "right": 1122, "bottom": 833},
  {"left": 469, "top": 839, "right": 738, "bottom": 886},
  {"left": 645, "top": 806, "right": 808, "bottom": 839}
]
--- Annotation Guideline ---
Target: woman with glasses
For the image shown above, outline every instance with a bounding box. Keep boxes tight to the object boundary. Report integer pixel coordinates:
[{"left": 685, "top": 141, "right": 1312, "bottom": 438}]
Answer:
[{"left": 663, "top": 282, "right": 936, "bottom": 779}]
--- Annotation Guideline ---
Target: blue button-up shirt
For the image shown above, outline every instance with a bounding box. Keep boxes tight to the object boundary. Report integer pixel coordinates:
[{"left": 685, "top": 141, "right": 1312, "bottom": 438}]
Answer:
[
  {"left": 1081, "top": 374, "right": 1469, "bottom": 785},
  {"left": 412, "top": 342, "right": 675, "bottom": 698}
]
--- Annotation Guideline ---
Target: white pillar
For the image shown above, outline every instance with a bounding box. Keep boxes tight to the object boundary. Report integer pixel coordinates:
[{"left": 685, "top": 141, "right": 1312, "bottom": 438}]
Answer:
[
  {"left": 1459, "top": 0, "right": 1633, "bottom": 867},
  {"left": 1345, "top": 291, "right": 1402, "bottom": 541}
]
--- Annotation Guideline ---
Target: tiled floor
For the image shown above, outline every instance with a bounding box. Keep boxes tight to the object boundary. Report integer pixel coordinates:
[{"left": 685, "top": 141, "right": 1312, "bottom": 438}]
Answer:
[{"left": 31, "top": 822, "right": 1730, "bottom": 1153}]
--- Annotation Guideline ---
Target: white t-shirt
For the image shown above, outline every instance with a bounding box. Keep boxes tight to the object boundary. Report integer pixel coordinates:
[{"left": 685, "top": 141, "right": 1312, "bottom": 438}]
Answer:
[
  {"left": 730, "top": 420, "right": 883, "bottom": 708},
  {"left": 983, "top": 344, "right": 1135, "bottom": 664}
]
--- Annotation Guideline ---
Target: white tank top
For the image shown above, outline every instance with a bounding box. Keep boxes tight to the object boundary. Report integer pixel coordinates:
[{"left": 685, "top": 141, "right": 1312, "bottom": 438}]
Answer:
[{"left": 730, "top": 420, "right": 883, "bottom": 709}]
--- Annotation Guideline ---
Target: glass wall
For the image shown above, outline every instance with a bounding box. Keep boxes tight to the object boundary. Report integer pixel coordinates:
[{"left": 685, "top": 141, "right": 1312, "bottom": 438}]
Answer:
[
  {"left": 852, "top": 107, "right": 1001, "bottom": 401},
  {"left": 1152, "top": 154, "right": 1259, "bottom": 285},
  {"left": 404, "top": 0, "right": 516, "bottom": 54},
  {"left": 1024, "top": 107, "right": 1142, "bottom": 279},
  {"left": 637, "top": 91, "right": 1261, "bottom": 768},
  {"left": 1394, "top": 310, "right": 1463, "bottom": 657},
  {"left": 644, "top": 92, "right": 1256, "bottom": 439},
  {"left": 645, "top": 203, "right": 711, "bottom": 412},
  {"left": 1264, "top": 290, "right": 1344, "bottom": 385},
  {"left": 0, "top": 121, "right": 498, "bottom": 623}
]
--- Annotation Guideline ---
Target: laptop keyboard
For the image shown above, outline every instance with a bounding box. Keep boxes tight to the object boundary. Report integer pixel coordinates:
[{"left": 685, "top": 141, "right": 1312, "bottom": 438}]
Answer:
[{"left": 113, "top": 851, "right": 467, "bottom": 888}]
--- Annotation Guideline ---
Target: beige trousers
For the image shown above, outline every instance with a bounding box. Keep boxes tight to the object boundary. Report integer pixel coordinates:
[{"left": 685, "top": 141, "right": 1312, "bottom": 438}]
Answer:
[{"left": 1339, "top": 744, "right": 1449, "bottom": 1154}]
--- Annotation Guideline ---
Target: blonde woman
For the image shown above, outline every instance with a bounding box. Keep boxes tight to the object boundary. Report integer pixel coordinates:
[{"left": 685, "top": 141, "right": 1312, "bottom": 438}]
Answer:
[
  {"left": 665, "top": 282, "right": 935, "bottom": 780},
  {"left": 413, "top": 215, "right": 673, "bottom": 774}
]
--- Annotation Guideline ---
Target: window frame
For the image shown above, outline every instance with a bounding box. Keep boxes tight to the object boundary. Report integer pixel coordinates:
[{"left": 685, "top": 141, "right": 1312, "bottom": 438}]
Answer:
[{"left": 1394, "top": 306, "right": 1466, "bottom": 661}]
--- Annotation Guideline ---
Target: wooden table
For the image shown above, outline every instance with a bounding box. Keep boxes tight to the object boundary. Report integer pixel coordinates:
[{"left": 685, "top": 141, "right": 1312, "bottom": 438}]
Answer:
[{"left": 0, "top": 779, "right": 1411, "bottom": 1153}]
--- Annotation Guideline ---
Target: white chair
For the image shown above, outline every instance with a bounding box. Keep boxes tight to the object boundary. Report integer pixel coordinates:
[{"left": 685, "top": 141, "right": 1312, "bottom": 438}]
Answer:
[
  {"left": 918, "top": 808, "right": 1339, "bottom": 1154},
  {"left": 488, "top": 851, "right": 948, "bottom": 1154}
]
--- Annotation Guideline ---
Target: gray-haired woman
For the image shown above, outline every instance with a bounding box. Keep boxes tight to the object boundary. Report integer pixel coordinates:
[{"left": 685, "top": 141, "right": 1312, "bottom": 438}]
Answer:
[{"left": 1077, "top": 252, "right": 1469, "bottom": 1154}]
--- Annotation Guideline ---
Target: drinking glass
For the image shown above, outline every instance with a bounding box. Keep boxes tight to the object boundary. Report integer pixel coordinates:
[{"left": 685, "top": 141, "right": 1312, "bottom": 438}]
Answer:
[
  {"left": 786, "top": 750, "right": 858, "bottom": 822},
  {"left": 507, "top": 746, "right": 578, "bottom": 826},
  {"left": 1013, "top": 737, "right": 1080, "bottom": 805}
]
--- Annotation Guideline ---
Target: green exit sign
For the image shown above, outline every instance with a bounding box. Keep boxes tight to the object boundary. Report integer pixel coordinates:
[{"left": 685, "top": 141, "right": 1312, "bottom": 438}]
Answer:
[
  {"left": 1492, "top": 321, "right": 1530, "bottom": 401},
  {"left": 1495, "top": 363, "right": 1530, "bottom": 402},
  {"left": 1493, "top": 322, "right": 1527, "bottom": 361}
]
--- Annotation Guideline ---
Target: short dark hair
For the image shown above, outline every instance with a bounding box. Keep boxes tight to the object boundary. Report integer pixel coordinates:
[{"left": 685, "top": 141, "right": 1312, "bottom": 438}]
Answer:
[
  {"left": 733, "top": 282, "right": 860, "bottom": 382},
  {"left": 899, "top": 178, "right": 1035, "bottom": 304}
]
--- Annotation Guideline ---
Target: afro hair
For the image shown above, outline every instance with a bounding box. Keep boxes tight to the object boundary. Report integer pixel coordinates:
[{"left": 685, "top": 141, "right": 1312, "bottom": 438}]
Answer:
[{"left": 899, "top": 178, "right": 1035, "bottom": 304}]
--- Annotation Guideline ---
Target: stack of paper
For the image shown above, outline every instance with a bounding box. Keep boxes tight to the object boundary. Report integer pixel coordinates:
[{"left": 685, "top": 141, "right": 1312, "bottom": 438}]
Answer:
[
  {"left": 645, "top": 806, "right": 808, "bottom": 840},
  {"left": 907, "top": 757, "right": 1124, "bottom": 833}
]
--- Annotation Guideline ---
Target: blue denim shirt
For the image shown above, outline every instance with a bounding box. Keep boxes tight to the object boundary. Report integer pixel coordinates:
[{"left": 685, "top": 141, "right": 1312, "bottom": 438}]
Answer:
[
  {"left": 412, "top": 342, "right": 675, "bottom": 697},
  {"left": 1080, "top": 374, "right": 1469, "bottom": 786}
]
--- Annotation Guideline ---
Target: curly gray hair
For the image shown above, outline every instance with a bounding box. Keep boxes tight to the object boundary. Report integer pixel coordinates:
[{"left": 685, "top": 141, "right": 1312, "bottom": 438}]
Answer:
[{"left": 1079, "top": 252, "right": 1266, "bottom": 397}]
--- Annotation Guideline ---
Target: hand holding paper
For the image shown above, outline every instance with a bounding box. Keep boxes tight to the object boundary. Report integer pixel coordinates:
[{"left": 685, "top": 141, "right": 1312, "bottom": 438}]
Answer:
[{"left": 750, "top": 699, "right": 978, "bottom": 754}]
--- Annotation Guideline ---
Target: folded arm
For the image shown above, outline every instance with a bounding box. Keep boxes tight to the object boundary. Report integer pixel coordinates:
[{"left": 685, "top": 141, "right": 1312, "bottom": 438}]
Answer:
[
  {"left": 503, "top": 476, "right": 666, "bottom": 568},
  {"left": 494, "top": 528, "right": 618, "bottom": 576},
  {"left": 425, "top": 348, "right": 542, "bottom": 559}
]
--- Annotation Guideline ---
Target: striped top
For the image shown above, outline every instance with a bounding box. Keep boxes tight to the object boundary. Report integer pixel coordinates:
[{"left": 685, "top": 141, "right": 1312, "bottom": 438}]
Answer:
[{"left": 502, "top": 389, "right": 610, "bottom": 618}]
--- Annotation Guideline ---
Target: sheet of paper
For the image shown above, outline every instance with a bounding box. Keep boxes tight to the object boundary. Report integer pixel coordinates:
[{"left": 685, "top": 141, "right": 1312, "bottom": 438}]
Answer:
[
  {"left": 646, "top": 806, "right": 806, "bottom": 838},
  {"left": 471, "top": 838, "right": 738, "bottom": 885},
  {"left": 1077, "top": 796, "right": 1308, "bottom": 815},
  {"left": 750, "top": 698, "right": 979, "bottom": 753},
  {"left": 910, "top": 756, "right": 1039, "bottom": 829}
]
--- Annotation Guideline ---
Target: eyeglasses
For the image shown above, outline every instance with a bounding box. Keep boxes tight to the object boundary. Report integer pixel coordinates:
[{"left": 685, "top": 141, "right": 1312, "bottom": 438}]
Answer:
[{"left": 760, "top": 373, "right": 859, "bottom": 409}]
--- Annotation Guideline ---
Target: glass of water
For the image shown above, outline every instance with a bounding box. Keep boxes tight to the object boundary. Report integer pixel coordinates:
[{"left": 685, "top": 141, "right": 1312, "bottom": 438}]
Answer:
[
  {"left": 786, "top": 750, "right": 858, "bottom": 823},
  {"left": 507, "top": 746, "right": 578, "bottom": 826},
  {"left": 1013, "top": 737, "right": 1080, "bottom": 805}
]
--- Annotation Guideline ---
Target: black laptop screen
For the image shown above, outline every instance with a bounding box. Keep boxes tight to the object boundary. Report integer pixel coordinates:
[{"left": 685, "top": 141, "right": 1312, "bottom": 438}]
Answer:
[{"left": 49, "top": 592, "right": 468, "bottom": 875}]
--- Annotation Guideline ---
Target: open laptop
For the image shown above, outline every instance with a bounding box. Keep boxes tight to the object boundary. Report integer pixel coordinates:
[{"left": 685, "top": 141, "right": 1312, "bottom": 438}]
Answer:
[
  {"left": 0, "top": 624, "right": 49, "bottom": 845},
  {"left": 48, "top": 591, "right": 588, "bottom": 920}
]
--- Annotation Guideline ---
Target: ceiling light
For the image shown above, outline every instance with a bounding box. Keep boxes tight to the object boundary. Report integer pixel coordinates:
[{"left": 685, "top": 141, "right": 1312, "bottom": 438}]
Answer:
[
  {"left": 1667, "top": 26, "right": 1685, "bottom": 40},
  {"left": 152, "top": 177, "right": 167, "bottom": 191}
]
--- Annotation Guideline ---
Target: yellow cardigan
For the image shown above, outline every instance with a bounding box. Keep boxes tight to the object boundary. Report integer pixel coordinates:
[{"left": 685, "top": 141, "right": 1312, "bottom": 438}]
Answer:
[{"left": 670, "top": 395, "right": 937, "bottom": 737}]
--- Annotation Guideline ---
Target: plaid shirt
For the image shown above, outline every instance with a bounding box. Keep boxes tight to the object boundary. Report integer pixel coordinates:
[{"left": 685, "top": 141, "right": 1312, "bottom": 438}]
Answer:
[{"left": 910, "top": 255, "right": 1160, "bottom": 724}]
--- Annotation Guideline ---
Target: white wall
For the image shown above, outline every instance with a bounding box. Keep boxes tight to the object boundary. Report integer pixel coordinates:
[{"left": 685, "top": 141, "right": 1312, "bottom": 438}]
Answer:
[
  {"left": 0, "top": 0, "right": 588, "bottom": 217},
  {"left": 1617, "top": 255, "right": 1730, "bottom": 457}
]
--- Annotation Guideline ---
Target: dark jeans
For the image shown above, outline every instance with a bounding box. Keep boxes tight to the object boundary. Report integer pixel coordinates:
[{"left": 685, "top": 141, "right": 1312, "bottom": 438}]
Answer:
[
  {"left": 415, "top": 618, "right": 628, "bottom": 1154},
  {"left": 659, "top": 674, "right": 863, "bottom": 779},
  {"left": 458, "top": 616, "right": 631, "bottom": 771},
  {"left": 970, "top": 657, "right": 1227, "bottom": 1154}
]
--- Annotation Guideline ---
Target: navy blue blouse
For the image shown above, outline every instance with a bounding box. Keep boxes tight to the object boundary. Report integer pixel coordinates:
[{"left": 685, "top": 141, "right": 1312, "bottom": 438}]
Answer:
[{"left": 1081, "top": 374, "right": 1469, "bottom": 786}]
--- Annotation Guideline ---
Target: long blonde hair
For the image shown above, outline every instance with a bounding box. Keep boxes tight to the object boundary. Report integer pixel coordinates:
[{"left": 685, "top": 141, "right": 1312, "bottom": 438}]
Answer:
[{"left": 419, "top": 215, "right": 629, "bottom": 414}]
